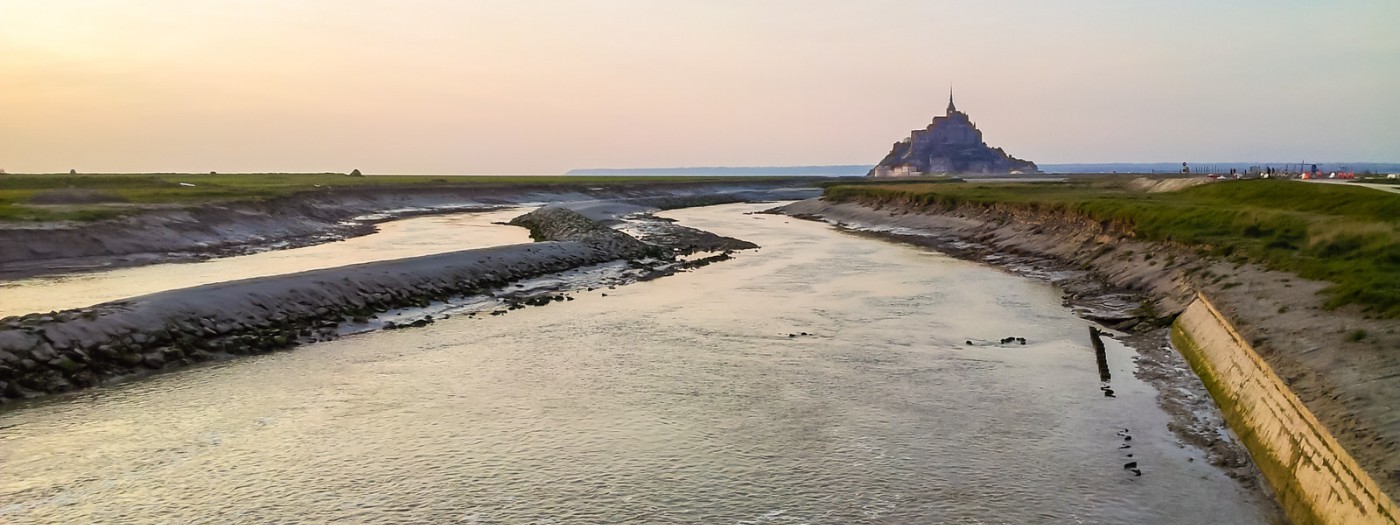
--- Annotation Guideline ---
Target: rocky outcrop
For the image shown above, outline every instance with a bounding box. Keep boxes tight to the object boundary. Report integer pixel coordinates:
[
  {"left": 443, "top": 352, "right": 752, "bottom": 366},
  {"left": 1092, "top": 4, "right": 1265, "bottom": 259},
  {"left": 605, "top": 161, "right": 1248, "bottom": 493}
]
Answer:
[{"left": 509, "top": 206, "right": 656, "bottom": 255}]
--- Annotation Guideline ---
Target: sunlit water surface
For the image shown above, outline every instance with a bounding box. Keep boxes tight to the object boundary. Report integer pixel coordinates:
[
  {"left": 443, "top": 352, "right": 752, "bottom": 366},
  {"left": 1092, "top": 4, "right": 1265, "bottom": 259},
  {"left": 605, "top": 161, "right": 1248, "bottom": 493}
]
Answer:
[
  {"left": 0, "top": 203, "right": 1276, "bottom": 524},
  {"left": 0, "top": 208, "right": 533, "bottom": 317}
]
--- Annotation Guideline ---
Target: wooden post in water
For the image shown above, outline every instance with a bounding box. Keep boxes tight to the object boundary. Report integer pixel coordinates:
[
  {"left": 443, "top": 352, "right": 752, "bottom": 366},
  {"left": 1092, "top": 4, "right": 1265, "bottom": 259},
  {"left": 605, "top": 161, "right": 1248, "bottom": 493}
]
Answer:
[{"left": 1090, "top": 327, "right": 1111, "bottom": 383}]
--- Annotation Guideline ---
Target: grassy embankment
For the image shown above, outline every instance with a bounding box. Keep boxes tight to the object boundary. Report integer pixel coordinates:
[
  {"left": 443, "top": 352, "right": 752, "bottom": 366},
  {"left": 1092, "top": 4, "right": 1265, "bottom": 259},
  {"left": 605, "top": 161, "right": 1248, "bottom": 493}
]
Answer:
[
  {"left": 825, "top": 179, "right": 1400, "bottom": 317},
  {"left": 0, "top": 173, "right": 795, "bottom": 222}
]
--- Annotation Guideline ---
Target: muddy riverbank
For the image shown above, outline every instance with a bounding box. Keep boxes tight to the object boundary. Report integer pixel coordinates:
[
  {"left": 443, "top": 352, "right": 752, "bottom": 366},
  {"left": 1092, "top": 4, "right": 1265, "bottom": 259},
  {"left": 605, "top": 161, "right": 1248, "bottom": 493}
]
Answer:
[
  {"left": 0, "top": 179, "right": 817, "bottom": 278},
  {"left": 0, "top": 206, "right": 752, "bottom": 402},
  {"left": 773, "top": 196, "right": 1400, "bottom": 502}
]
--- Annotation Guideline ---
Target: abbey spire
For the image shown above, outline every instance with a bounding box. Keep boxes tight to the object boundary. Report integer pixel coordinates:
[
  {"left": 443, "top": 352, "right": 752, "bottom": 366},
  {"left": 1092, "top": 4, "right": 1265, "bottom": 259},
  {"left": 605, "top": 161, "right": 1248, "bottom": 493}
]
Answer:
[{"left": 869, "top": 90, "right": 1037, "bottom": 176}]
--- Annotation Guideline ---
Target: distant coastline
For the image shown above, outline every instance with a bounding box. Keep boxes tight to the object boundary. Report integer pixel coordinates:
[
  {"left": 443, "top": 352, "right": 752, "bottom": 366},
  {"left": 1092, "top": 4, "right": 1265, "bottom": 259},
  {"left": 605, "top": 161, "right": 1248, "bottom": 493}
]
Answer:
[{"left": 569, "top": 162, "right": 1400, "bottom": 176}]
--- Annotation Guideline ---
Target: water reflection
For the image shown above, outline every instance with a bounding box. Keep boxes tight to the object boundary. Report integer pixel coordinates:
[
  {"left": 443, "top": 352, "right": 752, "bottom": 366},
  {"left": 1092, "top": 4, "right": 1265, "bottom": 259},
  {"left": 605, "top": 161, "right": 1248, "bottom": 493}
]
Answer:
[{"left": 0, "top": 208, "right": 533, "bottom": 317}]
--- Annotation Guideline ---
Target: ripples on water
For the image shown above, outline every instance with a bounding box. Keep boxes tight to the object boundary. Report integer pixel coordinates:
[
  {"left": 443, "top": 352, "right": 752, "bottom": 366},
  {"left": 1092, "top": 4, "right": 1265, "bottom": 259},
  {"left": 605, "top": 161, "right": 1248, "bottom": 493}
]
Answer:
[{"left": 0, "top": 203, "right": 1276, "bottom": 523}]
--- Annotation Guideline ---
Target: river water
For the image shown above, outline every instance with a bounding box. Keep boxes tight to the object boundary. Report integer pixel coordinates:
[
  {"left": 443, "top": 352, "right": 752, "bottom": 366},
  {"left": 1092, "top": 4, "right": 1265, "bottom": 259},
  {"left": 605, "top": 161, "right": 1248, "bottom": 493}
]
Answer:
[
  {"left": 0, "top": 203, "right": 1276, "bottom": 523},
  {"left": 0, "top": 207, "right": 534, "bottom": 318}
]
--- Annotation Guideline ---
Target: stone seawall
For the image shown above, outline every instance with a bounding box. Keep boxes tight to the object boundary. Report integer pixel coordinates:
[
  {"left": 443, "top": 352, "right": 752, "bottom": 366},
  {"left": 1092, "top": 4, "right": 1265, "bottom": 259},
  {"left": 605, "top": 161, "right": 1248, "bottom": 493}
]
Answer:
[{"left": 1173, "top": 294, "right": 1399, "bottom": 525}]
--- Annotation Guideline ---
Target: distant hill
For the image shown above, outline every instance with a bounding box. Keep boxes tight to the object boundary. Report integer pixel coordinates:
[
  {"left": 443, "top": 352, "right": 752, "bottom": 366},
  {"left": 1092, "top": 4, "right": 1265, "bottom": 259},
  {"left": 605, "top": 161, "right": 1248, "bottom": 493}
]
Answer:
[{"left": 566, "top": 165, "right": 873, "bottom": 177}]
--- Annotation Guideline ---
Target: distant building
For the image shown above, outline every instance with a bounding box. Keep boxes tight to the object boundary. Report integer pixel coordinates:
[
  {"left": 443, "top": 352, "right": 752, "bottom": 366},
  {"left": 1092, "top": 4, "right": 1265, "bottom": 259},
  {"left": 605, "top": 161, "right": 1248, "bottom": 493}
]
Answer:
[{"left": 870, "top": 91, "right": 1037, "bottom": 177}]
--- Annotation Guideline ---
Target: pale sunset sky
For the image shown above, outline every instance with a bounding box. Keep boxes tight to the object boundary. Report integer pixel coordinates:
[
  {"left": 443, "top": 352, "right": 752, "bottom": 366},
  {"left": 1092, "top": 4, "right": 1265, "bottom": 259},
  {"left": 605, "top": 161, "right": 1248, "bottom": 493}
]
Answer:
[{"left": 2, "top": 0, "right": 1397, "bottom": 174}]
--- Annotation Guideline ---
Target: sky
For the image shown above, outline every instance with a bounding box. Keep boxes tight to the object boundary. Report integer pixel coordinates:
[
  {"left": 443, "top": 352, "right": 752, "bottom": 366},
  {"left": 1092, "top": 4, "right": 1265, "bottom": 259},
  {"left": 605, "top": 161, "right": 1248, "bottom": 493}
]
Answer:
[{"left": 2, "top": 0, "right": 1398, "bottom": 174}]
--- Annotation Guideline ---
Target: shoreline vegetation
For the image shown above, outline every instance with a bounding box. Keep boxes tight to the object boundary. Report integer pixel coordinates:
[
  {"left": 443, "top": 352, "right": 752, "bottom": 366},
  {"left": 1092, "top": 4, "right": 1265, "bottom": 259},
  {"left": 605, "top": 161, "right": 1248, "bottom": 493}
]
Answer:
[
  {"left": 0, "top": 172, "right": 816, "bottom": 223},
  {"left": 824, "top": 178, "right": 1400, "bottom": 317}
]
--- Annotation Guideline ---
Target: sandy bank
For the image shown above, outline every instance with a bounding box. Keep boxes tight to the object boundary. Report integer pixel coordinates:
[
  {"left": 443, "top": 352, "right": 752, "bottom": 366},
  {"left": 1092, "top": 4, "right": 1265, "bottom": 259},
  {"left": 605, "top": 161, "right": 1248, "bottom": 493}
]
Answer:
[
  {"left": 773, "top": 197, "right": 1400, "bottom": 501},
  {"left": 0, "top": 180, "right": 816, "bottom": 278}
]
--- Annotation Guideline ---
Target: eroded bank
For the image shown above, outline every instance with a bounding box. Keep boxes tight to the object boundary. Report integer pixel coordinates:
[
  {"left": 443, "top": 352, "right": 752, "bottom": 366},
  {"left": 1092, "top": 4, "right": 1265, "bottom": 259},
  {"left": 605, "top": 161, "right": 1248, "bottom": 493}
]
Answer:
[{"left": 772, "top": 196, "right": 1400, "bottom": 523}]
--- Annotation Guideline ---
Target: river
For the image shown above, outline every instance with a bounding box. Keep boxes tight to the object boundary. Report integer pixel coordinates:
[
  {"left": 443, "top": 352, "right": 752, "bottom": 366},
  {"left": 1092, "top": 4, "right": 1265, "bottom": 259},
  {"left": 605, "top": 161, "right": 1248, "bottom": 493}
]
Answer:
[
  {"left": 0, "top": 207, "right": 533, "bottom": 318},
  {"left": 0, "top": 203, "right": 1277, "bottom": 523}
]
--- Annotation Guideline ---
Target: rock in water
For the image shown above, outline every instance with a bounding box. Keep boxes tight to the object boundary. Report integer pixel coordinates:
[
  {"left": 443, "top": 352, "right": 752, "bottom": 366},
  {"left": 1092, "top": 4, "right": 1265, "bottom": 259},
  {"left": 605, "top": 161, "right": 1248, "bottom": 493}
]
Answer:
[{"left": 869, "top": 90, "right": 1037, "bottom": 177}]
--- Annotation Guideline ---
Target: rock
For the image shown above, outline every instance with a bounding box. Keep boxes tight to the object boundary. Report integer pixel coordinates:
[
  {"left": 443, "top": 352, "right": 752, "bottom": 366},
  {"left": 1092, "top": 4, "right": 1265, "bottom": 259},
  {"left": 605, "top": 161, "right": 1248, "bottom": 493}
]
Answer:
[
  {"left": 0, "top": 330, "right": 43, "bottom": 355},
  {"left": 94, "top": 345, "right": 121, "bottom": 360},
  {"left": 41, "top": 371, "right": 73, "bottom": 392},
  {"left": 141, "top": 352, "right": 166, "bottom": 369},
  {"left": 4, "top": 380, "right": 38, "bottom": 399},
  {"left": 1123, "top": 461, "right": 1138, "bottom": 469},
  {"left": 51, "top": 356, "right": 83, "bottom": 373}
]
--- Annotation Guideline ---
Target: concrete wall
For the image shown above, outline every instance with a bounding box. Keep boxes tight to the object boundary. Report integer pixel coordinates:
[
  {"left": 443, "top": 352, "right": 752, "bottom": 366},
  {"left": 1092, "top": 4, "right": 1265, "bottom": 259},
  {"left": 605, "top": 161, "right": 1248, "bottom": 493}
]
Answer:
[{"left": 1172, "top": 294, "right": 1399, "bottom": 525}]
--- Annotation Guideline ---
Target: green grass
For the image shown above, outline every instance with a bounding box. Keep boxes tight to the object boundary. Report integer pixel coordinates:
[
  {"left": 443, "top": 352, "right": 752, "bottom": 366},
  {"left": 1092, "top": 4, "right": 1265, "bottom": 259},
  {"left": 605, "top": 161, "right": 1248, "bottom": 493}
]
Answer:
[
  {"left": 825, "top": 179, "right": 1400, "bottom": 317},
  {"left": 0, "top": 172, "right": 801, "bottom": 222}
]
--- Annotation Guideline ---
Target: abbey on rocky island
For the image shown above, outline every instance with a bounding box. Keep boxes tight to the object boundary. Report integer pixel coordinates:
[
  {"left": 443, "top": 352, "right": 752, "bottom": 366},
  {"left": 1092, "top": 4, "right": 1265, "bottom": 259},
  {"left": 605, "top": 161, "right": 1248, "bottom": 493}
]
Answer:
[{"left": 869, "top": 91, "right": 1037, "bottom": 177}]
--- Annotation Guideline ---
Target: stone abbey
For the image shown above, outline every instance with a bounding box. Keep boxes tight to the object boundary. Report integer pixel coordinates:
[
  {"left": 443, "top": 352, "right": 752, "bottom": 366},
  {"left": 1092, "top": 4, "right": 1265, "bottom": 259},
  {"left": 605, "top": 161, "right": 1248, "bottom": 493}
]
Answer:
[{"left": 869, "top": 91, "right": 1037, "bottom": 177}]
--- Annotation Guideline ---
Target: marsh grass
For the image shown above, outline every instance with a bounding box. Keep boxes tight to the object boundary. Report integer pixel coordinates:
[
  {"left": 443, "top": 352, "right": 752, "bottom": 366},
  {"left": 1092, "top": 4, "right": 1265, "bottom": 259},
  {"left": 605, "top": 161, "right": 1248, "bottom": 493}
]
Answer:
[
  {"left": 826, "top": 179, "right": 1400, "bottom": 317},
  {"left": 0, "top": 173, "right": 788, "bottom": 222}
]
